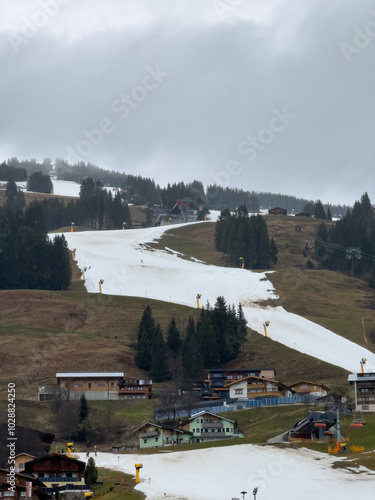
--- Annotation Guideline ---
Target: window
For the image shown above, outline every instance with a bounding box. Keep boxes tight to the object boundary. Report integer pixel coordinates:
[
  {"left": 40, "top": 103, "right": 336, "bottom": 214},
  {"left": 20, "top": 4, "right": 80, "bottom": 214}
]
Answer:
[
  {"left": 111, "top": 383, "right": 114, "bottom": 388},
  {"left": 75, "top": 384, "right": 82, "bottom": 388},
  {"left": 19, "top": 463, "right": 24, "bottom": 469},
  {"left": 237, "top": 375, "right": 243, "bottom": 379},
  {"left": 88, "top": 383, "right": 91, "bottom": 390},
  {"left": 196, "top": 418, "right": 199, "bottom": 423},
  {"left": 226, "top": 428, "right": 229, "bottom": 432},
  {"left": 97, "top": 383, "right": 105, "bottom": 387},
  {"left": 20, "top": 493, "right": 26, "bottom": 497},
  {"left": 227, "top": 375, "right": 233, "bottom": 380},
  {"left": 4, "top": 493, "right": 14, "bottom": 497},
  {"left": 235, "top": 389, "right": 243, "bottom": 394},
  {"left": 155, "top": 437, "right": 158, "bottom": 442},
  {"left": 143, "top": 439, "right": 147, "bottom": 444},
  {"left": 362, "top": 405, "right": 369, "bottom": 410}
]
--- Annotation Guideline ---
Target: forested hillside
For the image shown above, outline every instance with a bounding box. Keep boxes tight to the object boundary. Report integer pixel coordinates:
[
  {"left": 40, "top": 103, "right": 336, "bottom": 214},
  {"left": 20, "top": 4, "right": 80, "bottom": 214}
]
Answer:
[
  {"left": 314, "top": 193, "right": 375, "bottom": 286},
  {"left": 2, "top": 157, "right": 350, "bottom": 217}
]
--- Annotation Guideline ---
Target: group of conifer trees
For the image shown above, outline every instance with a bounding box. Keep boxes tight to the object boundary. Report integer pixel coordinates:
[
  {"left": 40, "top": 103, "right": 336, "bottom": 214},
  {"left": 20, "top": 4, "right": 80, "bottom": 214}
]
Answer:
[
  {"left": 0, "top": 182, "right": 71, "bottom": 290},
  {"left": 215, "top": 205, "right": 278, "bottom": 269},
  {"left": 27, "top": 171, "right": 53, "bottom": 194},
  {"left": 314, "top": 193, "right": 375, "bottom": 285},
  {"left": 134, "top": 298, "right": 248, "bottom": 381}
]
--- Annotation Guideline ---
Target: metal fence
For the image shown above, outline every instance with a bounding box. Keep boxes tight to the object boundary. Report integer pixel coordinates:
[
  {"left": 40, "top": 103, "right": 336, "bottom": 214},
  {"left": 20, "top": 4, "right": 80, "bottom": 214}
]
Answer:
[{"left": 154, "top": 395, "right": 316, "bottom": 420}]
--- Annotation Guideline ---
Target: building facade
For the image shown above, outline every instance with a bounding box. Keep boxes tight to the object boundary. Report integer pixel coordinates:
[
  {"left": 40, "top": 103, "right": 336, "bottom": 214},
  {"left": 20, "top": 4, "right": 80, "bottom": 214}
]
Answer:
[
  {"left": 0, "top": 469, "right": 49, "bottom": 500},
  {"left": 39, "top": 372, "right": 152, "bottom": 401},
  {"left": 134, "top": 422, "right": 192, "bottom": 448},
  {"left": 348, "top": 372, "right": 375, "bottom": 412},
  {"left": 181, "top": 411, "right": 244, "bottom": 443},
  {"left": 193, "top": 369, "right": 276, "bottom": 400},
  {"left": 289, "top": 380, "right": 330, "bottom": 398},
  {"left": 23, "top": 453, "right": 87, "bottom": 495},
  {"left": 226, "top": 376, "right": 293, "bottom": 399}
]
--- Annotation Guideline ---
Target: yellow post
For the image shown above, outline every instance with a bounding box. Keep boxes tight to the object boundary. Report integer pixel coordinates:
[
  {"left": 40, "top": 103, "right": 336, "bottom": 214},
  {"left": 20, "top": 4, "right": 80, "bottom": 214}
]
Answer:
[
  {"left": 196, "top": 294, "right": 202, "bottom": 308},
  {"left": 67, "top": 442, "right": 73, "bottom": 458},
  {"left": 122, "top": 222, "right": 126, "bottom": 230},
  {"left": 70, "top": 222, "right": 75, "bottom": 232},
  {"left": 135, "top": 463, "right": 143, "bottom": 484},
  {"left": 239, "top": 257, "right": 244, "bottom": 269},
  {"left": 263, "top": 321, "right": 270, "bottom": 337},
  {"left": 168, "top": 218, "right": 172, "bottom": 225},
  {"left": 72, "top": 248, "right": 76, "bottom": 260},
  {"left": 99, "top": 279, "right": 104, "bottom": 293},
  {"left": 360, "top": 358, "right": 367, "bottom": 373}
]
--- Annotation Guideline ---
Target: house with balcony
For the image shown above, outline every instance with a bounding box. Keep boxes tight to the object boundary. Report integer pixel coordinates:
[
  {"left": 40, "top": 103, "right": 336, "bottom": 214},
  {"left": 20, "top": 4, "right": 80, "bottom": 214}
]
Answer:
[
  {"left": 226, "top": 375, "right": 293, "bottom": 400},
  {"left": 180, "top": 411, "right": 244, "bottom": 443},
  {"left": 39, "top": 372, "right": 152, "bottom": 401},
  {"left": 23, "top": 453, "right": 87, "bottom": 495},
  {"left": 118, "top": 377, "right": 152, "bottom": 400},
  {"left": 133, "top": 422, "right": 192, "bottom": 448},
  {"left": 193, "top": 368, "right": 276, "bottom": 400},
  {"left": 0, "top": 469, "right": 49, "bottom": 500},
  {"left": 289, "top": 380, "right": 330, "bottom": 398},
  {"left": 55, "top": 372, "right": 123, "bottom": 400},
  {"left": 348, "top": 372, "right": 375, "bottom": 412}
]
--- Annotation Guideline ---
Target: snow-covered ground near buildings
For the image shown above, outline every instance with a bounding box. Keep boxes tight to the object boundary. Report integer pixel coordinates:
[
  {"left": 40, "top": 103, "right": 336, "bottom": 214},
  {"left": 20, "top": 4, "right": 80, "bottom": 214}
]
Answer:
[
  {"left": 57, "top": 224, "right": 375, "bottom": 373},
  {"left": 77, "top": 447, "right": 375, "bottom": 500}
]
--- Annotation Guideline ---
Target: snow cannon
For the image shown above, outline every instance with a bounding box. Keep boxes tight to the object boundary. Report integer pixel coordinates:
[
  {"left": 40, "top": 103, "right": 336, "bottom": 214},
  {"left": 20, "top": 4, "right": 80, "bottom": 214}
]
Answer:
[
  {"left": 263, "top": 321, "right": 270, "bottom": 337},
  {"left": 135, "top": 463, "right": 143, "bottom": 484}
]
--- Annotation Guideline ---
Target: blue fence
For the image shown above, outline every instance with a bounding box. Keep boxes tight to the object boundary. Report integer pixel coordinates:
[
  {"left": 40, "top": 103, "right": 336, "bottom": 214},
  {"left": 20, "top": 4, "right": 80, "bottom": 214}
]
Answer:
[{"left": 154, "top": 395, "right": 316, "bottom": 420}]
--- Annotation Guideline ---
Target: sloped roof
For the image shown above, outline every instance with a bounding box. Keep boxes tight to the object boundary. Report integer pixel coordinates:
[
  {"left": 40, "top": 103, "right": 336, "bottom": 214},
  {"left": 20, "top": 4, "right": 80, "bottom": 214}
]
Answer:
[{"left": 289, "top": 380, "right": 331, "bottom": 391}]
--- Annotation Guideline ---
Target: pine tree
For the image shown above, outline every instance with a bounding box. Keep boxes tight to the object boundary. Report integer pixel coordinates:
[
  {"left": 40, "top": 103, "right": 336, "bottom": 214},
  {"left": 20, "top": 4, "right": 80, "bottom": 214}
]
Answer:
[
  {"left": 78, "top": 393, "right": 89, "bottom": 442},
  {"left": 314, "top": 200, "right": 326, "bottom": 220},
  {"left": 183, "top": 317, "right": 204, "bottom": 378},
  {"left": 85, "top": 457, "right": 98, "bottom": 486},
  {"left": 135, "top": 306, "right": 156, "bottom": 371},
  {"left": 150, "top": 324, "right": 168, "bottom": 382},
  {"left": 167, "top": 317, "right": 182, "bottom": 354}
]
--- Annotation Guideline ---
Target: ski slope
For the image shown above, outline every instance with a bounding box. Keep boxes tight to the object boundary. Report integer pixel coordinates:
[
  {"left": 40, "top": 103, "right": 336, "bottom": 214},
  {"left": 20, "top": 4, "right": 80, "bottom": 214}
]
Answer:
[
  {"left": 77, "top": 447, "right": 375, "bottom": 500},
  {"left": 56, "top": 223, "right": 375, "bottom": 373}
]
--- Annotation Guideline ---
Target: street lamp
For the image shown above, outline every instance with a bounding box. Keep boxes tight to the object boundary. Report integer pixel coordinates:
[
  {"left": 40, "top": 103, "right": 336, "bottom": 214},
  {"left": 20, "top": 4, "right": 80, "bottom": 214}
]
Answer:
[
  {"left": 240, "top": 491, "right": 247, "bottom": 500},
  {"left": 253, "top": 487, "right": 258, "bottom": 500}
]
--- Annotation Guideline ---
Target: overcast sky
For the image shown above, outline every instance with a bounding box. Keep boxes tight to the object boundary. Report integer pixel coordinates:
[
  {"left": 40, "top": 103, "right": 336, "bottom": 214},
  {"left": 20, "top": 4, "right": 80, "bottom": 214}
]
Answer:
[{"left": 1, "top": 0, "right": 374, "bottom": 205}]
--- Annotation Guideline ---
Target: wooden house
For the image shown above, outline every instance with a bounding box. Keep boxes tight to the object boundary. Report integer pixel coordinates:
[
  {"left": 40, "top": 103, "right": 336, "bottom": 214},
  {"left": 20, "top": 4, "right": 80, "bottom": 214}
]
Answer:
[
  {"left": 194, "top": 368, "right": 276, "bottom": 400},
  {"left": 348, "top": 372, "right": 375, "bottom": 412},
  {"left": 289, "top": 380, "right": 330, "bottom": 398},
  {"left": 268, "top": 207, "right": 287, "bottom": 216},
  {"left": 40, "top": 373, "right": 152, "bottom": 401},
  {"left": 55, "top": 372, "right": 124, "bottom": 400},
  {"left": 118, "top": 377, "right": 152, "bottom": 400},
  {"left": 226, "top": 375, "right": 292, "bottom": 399},
  {"left": 0, "top": 469, "right": 49, "bottom": 500},
  {"left": 23, "top": 453, "right": 86, "bottom": 492}
]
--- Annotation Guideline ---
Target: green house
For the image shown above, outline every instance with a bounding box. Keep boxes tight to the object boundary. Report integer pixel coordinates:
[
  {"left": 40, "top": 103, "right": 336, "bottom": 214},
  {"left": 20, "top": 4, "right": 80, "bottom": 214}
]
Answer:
[
  {"left": 134, "top": 422, "right": 193, "bottom": 449},
  {"left": 181, "top": 411, "right": 245, "bottom": 443}
]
